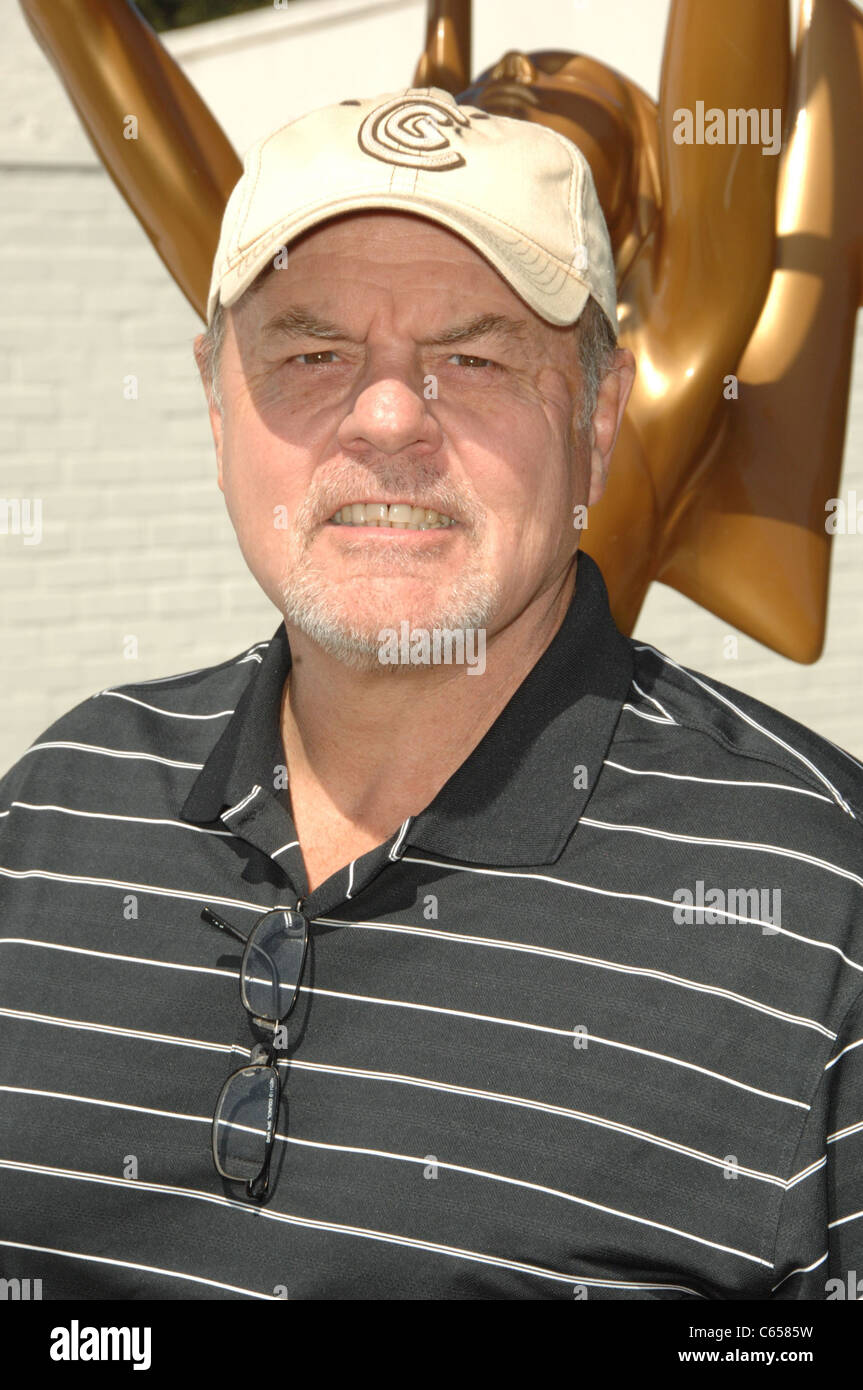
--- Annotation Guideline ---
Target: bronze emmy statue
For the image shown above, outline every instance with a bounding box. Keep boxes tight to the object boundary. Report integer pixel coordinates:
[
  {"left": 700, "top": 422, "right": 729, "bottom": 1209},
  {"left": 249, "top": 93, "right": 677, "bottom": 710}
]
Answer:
[{"left": 19, "top": 0, "right": 863, "bottom": 660}]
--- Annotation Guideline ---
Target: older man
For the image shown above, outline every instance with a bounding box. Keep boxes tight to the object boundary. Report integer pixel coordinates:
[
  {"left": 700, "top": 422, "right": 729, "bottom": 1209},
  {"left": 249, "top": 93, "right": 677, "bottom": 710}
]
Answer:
[{"left": 0, "top": 89, "right": 861, "bottom": 1302}]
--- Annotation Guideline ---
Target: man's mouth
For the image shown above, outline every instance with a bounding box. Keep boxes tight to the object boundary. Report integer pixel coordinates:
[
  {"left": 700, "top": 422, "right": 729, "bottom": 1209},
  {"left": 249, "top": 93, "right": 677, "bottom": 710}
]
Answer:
[{"left": 327, "top": 503, "right": 456, "bottom": 530}]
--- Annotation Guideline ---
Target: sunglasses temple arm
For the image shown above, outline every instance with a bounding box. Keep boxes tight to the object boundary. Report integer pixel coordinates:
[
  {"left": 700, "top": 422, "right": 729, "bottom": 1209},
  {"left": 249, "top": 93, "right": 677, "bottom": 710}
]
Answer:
[{"left": 200, "top": 907, "right": 248, "bottom": 945}]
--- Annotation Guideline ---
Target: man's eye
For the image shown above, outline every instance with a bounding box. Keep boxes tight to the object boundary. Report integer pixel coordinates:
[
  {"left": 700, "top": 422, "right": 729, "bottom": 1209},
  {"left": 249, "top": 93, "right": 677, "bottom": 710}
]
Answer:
[
  {"left": 447, "top": 353, "right": 499, "bottom": 370},
  {"left": 291, "top": 350, "right": 340, "bottom": 365}
]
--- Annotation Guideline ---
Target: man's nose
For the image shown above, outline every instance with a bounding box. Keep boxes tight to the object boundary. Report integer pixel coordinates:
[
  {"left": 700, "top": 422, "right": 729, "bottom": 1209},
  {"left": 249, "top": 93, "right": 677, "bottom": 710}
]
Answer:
[{"left": 338, "top": 372, "right": 443, "bottom": 457}]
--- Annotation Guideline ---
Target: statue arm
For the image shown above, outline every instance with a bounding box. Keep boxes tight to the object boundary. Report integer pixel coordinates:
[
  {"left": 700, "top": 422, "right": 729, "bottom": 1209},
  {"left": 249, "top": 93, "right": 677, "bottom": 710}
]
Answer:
[
  {"left": 19, "top": 0, "right": 241, "bottom": 318},
  {"left": 624, "top": 0, "right": 790, "bottom": 496},
  {"left": 656, "top": 0, "right": 863, "bottom": 662},
  {"left": 413, "top": 0, "right": 471, "bottom": 94}
]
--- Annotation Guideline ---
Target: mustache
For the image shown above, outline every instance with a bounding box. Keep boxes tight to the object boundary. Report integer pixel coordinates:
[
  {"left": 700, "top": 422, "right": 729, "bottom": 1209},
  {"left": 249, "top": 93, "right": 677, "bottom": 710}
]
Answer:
[{"left": 294, "top": 458, "right": 483, "bottom": 532}]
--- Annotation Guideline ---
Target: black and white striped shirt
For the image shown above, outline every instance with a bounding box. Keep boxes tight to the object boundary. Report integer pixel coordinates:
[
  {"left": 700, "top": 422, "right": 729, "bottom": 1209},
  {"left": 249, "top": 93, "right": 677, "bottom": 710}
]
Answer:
[{"left": 1, "top": 552, "right": 861, "bottom": 1300}]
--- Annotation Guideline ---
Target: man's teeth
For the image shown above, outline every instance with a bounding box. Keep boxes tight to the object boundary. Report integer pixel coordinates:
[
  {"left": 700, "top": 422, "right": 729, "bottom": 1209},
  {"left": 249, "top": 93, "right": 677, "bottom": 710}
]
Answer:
[{"left": 329, "top": 503, "right": 455, "bottom": 529}]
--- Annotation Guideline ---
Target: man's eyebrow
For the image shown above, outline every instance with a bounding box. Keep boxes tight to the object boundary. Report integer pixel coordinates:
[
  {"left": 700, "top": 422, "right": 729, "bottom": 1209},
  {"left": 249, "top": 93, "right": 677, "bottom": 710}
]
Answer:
[
  {"left": 259, "top": 308, "right": 532, "bottom": 348},
  {"left": 418, "top": 313, "right": 531, "bottom": 348},
  {"left": 261, "top": 308, "right": 348, "bottom": 341}
]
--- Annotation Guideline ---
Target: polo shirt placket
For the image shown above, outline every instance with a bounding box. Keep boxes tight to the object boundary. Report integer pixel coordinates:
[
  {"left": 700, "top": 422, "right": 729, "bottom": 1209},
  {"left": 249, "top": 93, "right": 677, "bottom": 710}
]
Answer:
[{"left": 179, "top": 627, "right": 420, "bottom": 917}]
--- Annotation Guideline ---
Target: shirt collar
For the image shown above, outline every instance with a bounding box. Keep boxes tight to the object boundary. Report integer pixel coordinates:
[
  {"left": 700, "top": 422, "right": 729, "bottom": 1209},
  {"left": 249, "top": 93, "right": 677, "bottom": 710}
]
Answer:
[
  {"left": 180, "top": 627, "right": 291, "bottom": 826},
  {"left": 181, "top": 550, "right": 633, "bottom": 866},
  {"left": 408, "top": 550, "right": 634, "bottom": 864}
]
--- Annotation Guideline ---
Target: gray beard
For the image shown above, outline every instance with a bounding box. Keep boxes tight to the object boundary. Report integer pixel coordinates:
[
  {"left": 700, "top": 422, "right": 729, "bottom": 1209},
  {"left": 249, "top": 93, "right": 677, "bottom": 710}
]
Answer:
[{"left": 278, "top": 548, "right": 500, "bottom": 674}]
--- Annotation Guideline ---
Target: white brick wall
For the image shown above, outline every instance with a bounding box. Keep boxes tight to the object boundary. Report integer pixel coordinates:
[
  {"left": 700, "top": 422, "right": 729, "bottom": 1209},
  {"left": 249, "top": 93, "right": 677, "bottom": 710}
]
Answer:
[
  {"left": 0, "top": 161, "right": 279, "bottom": 761},
  {"left": 1, "top": 0, "right": 861, "bottom": 768}
]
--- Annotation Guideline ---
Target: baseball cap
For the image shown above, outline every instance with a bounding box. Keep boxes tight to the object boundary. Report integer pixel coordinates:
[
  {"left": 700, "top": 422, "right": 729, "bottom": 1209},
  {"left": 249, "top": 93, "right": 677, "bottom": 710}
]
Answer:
[{"left": 206, "top": 87, "right": 617, "bottom": 331}]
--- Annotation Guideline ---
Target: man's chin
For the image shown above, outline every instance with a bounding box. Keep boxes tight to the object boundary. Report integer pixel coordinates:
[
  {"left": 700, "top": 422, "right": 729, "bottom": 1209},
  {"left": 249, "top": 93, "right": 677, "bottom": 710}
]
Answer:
[
  {"left": 278, "top": 571, "right": 501, "bottom": 672},
  {"left": 282, "top": 609, "right": 473, "bottom": 672}
]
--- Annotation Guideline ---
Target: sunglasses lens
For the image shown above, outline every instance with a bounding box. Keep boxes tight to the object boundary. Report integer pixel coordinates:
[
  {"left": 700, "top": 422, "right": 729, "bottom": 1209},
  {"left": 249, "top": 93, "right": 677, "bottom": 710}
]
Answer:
[
  {"left": 212, "top": 1062, "right": 280, "bottom": 1182},
  {"left": 241, "top": 909, "right": 307, "bottom": 1022}
]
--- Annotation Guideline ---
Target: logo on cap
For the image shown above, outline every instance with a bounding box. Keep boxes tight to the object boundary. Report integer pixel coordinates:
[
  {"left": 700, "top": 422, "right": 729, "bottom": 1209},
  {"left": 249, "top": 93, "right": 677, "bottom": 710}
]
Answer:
[{"left": 358, "top": 95, "right": 479, "bottom": 171}]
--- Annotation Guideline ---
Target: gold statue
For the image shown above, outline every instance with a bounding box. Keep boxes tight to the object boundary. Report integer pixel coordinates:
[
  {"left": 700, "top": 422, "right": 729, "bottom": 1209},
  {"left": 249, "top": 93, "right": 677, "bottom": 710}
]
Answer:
[{"left": 19, "top": 0, "right": 863, "bottom": 660}]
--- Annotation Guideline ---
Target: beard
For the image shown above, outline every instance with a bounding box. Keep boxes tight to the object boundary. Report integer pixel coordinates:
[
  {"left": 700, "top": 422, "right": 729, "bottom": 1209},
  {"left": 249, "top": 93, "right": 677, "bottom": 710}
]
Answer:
[
  {"left": 276, "top": 459, "right": 501, "bottom": 673},
  {"left": 278, "top": 543, "right": 501, "bottom": 674}
]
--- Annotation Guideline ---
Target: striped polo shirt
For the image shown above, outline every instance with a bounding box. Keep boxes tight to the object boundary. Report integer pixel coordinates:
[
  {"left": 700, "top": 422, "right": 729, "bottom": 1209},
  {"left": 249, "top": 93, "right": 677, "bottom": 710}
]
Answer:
[{"left": 1, "top": 550, "right": 861, "bottom": 1301}]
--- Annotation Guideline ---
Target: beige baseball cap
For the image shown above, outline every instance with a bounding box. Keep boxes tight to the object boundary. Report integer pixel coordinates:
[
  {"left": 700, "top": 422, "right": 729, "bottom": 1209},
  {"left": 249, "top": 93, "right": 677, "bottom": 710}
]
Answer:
[{"left": 207, "top": 86, "right": 618, "bottom": 331}]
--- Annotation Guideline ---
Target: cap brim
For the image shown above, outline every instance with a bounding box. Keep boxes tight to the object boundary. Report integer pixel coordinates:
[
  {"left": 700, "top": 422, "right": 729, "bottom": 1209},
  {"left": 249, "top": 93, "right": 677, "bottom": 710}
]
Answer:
[{"left": 210, "top": 192, "right": 593, "bottom": 328}]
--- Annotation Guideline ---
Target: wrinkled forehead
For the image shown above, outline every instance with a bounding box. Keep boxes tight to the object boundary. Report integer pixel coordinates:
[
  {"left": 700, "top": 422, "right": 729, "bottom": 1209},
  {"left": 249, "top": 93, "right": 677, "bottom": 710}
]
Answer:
[
  {"left": 227, "top": 209, "right": 581, "bottom": 362},
  {"left": 234, "top": 208, "right": 509, "bottom": 305}
]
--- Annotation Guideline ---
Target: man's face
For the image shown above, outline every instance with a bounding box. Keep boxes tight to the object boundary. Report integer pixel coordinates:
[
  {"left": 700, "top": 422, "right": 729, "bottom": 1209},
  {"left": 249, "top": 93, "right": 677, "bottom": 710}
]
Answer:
[{"left": 199, "top": 211, "right": 630, "bottom": 668}]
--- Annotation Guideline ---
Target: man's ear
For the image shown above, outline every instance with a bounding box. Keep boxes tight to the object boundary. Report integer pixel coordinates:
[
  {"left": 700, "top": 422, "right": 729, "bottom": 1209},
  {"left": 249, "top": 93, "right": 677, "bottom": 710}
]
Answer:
[
  {"left": 586, "top": 347, "right": 636, "bottom": 507},
  {"left": 193, "top": 333, "right": 225, "bottom": 492}
]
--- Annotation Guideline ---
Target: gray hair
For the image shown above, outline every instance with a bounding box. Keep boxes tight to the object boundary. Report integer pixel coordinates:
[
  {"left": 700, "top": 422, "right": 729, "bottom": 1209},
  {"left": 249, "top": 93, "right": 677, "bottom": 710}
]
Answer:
[
  {"left": 197, "top": 300, "right": 228, "bottom": 413},
  {"left": 198, "top": 286, "right": 617, "bottom": 428},
  {"left": 575, "top": 295, "right": 619, "bottom": 429}
]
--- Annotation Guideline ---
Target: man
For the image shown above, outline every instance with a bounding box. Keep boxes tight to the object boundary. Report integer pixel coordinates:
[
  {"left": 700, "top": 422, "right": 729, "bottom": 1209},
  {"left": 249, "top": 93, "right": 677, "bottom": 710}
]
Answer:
[{"left": 0, "top": 88, "right": 860, "bottom": 1301}]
